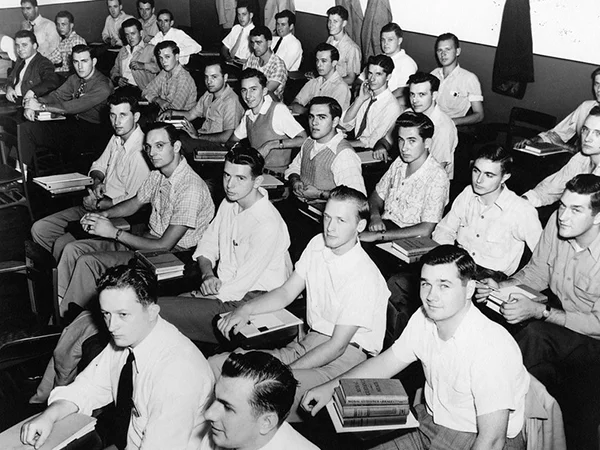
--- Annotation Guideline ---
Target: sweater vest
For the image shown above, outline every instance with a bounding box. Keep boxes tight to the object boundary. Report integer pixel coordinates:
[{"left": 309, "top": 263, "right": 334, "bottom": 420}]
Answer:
[{"left": 247, "top": 101, "right": 291, "bottom": 171}]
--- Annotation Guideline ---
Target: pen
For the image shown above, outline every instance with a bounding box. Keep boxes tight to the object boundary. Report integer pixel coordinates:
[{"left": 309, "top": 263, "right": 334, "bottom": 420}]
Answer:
[{"left": 475, "top": 280, "right": 499, "bottom": 292}]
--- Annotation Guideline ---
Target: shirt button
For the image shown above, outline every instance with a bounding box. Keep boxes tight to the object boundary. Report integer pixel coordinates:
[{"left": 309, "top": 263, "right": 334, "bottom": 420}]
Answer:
[
  {"left": 481, "top": 215, "right": 484, "bottom": 219},
  {"left": 476, "top": 234, "right": 480, "bottom": 238}
]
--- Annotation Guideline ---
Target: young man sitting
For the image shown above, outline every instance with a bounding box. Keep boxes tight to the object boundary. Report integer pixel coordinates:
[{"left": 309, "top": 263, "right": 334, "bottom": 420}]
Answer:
[
  {"left": 303, "top": 245, "right": 529, "bottom": 450},
  {"left": 47, "top": 11, "right": 87, "bottom": 77},
  {"left": 221, "top": 0, "right": 255, "bottom": 65},
  {"left": 101, "top": 0, "right": 133, "bottom": 47},
  {"left": 243, "top": 26, "right": 287, "bottom": 101},
  {"left": 210, "top": 186, "right": 389, "bottom": 422},
  {"left": 159, "top": 145, "right": 292, "bottom": 344},
  {"left": 325, "top": 5, "right": 361, "bottom": 86},
  {"left": 148, "top": 9, "right": 201, "bottom": 65},
  {"left": 270, "top": 10, "right": 302, "bottom": 71}
]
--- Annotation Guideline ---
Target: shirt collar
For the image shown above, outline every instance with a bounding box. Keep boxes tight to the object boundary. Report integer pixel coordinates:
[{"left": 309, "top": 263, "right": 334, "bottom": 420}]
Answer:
[
  {"left": 120, "top": 126, "right": 145, "bottom": 153},
  {"left": 30, "top": 15, "right": 43, "bottom": 26},
  {"left": 473, "top": 185, "right": 513, "bottom": 211},
  {"left": 165, "top": 63, "right": 184, "bottom": 79},
  {"left": 440, "top": 63, "right": 462, "bottom": 80},
  {"left": 129, "top": 316, "right": 166, "bottom": 373},
  {"left": 142, "top": 14, "right": 157, "bottom": 26},
  {"left": 248, "top": 95, "right": 273, "bottom": 119},
  {"left": 578, "top": 228, "right": 600, "bottom": 261},
  {"left": 128, "top": 40, "right": 146, "bottom": 53},
  {"left": 311, "top": 132, "right": 345, "bottom": 154},
  {"left": 164, "top": 155, "right": 190, "bottom": 186},
  {"left": 322, "top": 70, "right": 344, "bottom": 85},
  {"left": 232, "top": 187, "right": 270, "bottom": 215}
]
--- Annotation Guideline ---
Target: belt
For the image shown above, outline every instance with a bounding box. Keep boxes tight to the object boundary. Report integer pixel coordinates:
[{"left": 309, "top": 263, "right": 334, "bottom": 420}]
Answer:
[{"left": 349, "top": 341, "right": 371, "bottom": 357}]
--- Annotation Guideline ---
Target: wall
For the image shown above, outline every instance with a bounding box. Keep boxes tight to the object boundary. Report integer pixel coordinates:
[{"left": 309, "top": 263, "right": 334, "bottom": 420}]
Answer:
[{"left": 294, "top": 11, "right": 598, "bottom": 124}]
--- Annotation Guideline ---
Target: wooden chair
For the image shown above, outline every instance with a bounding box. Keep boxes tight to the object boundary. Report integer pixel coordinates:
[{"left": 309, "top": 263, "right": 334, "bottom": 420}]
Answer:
[
  {"left": 0, "top": 127, "right": 33, "bottom": 221},
  {"left": 505, "top": 107, "right": 558, "bottom": 150}
]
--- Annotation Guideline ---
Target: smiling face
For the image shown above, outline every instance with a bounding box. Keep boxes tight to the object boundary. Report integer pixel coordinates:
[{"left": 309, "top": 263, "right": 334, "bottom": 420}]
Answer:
[
  {"left": 276, "top": 17, "right": 292, "bottom": 37},
  {"left": 420, "top": 263, "right": 473, "bottom": 327},
  {"left": 157, "top": 13, "right": 173, "bottom": 34},
  {"left": 308, "top": 103, "right": 338, "bottom": 143},
  {"left": 398, "top": 126, "right": 430, "bottom": 165},
  {"left": 107, "top": 0, "right": 122, "bottom": 19},
  {"left": 323, "top": 199, "right": 365, "bottom": 256},
  {"left": 327, "top": 14, "right": 346, "bottom": 37},
  {"left": 158, "top": 46, "right": 178, "bottom": 72},
  {"left": 557, "top": 190, "right": 599, "bottom": 241},
  {"left": 436, "top": 38, "right": 460, "bottom": 68},
  {"left": 73, "top": 50, "right": 95, "bottom": 79},
  {"left": 138, "top": 1, "right": 154, "bottom": 21},
  {"left": 20, "top": 1, "right": 38, "bottom": 22},
  {"left": 109, "top": 102, "right": 139, "bottom": 140},
  {"left": 471, "top": 158, "right": 509, "bottom": 199},
  {"left": 241, "top": 76, "right": 266, "bottom": 112},
  {"left": 100, "top": 286, "right": 158, "bottom": 348},
  {"left": 409, "top": 81, "right": 436, "bottom": 113},
  {"left": 380, "top": 31, "right": 401, "bottom": 56},
  {"left": 15, "top": 36, "right": 37, "bottom": 60},
  {"left": 124, "top": 25, "right": 142, "bottom": 48},
  {"left": 55, "top": 17, "right": 74, "bottom": 38}
]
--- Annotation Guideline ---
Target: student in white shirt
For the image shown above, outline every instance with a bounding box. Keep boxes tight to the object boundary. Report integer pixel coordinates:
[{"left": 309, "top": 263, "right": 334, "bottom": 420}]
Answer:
[
  {"left": 270, "top": 10, "right": 302, "bottom": 71},
  {"left": 149, "top": 9, "right": 202, "bottom": 65},
  {"left": 221, "top": 0, "right": 255, "bottom": 64},
  {"left": 101, "top": 0, "right": 133, "bottom": 47}
]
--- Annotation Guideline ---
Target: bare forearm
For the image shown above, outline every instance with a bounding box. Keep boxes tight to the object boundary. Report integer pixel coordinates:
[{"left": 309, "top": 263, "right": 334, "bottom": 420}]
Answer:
[
  {"left": 453, "top": 111, "right": 484, "bottom": 126},
  {"left": 371, "top": 222, "right": 437, "bottom": 242},
  {"left": 196, "top": 256, "right": 216, "bottom": 279},
  {"left": 44, "top": 400, "right": 79, "bottom": 423},
  {"left": 291, "top": 341, "right": 347, "bottom": 370},
  {"left": 198, "top": 129, "right": 234, "bottom": 143},
  {"left": 103, "top": 197, "right": 143, "bottom": 219}
]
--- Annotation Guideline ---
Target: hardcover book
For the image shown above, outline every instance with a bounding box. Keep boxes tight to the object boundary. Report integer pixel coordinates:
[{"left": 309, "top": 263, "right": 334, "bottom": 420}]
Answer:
[{"left": 339, "top": 378, "right": 409, "bottom": 405}]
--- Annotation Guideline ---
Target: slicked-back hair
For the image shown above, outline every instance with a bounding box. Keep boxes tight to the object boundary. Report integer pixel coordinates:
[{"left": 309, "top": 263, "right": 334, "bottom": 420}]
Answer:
[
  {"left": 55, "top": 10, "right": 74, "bottom": 24},
  {"left": 315, "top": 42, "right": 339, "bottom": 61},
  {"left": 308, "top": 96, "right": 342, "bottom": 120},
  {"left": 108, "top": 93, "right": 140, "bottom": 114},
  {"left": 236, "top": 0, "right": 251, "bottom": 13},
  {"left": 408, "top": 71, "right": 440, "bottom": 92},
  {"left": 589, "top": 105, "right": 600, "bottom": 118},
  {"left": 203, "top": 57, "right": 227, "bottom": 76},
  {"left": 221, "top": 352, "right": 298, "bottom": 426},
  {"left": 397, "top": 111, "right": 435, "bottom": 140},
  {"left": 14, "top": 29, "right": 37, "bottom": 46},
  {"left": 72, "top": 44, "right": 93, "bottom": 58},
  {"left": 275, "top": 9, "right": 295, "bottom": 25},
  {"left": 420, "top": 245, "right": 477, "bottom": 285},
  {"left": 381, "top": 22, "right": 403, "bottom": 38},
  {"left": 97, "top": 265, "right": 157, "bottom": 307},
  {"left": 155, "top": 40, "right": 180, "bottom": 59},
  {"left": 474, "top": 144, "right": 513, "bottom": 175},
  {"left": 122, "top": 17, "right": 142, "bottom": 32},
  {"left": 435, "top": 32, "right": 460, "bottom": 49},
  {"left": 565, "top": 174, "right": 600, "bottom": 215},
  {"left": 225, "top": 143, "right": 265, "bottom": 178},
  {"left": 21, "top": 0, "right": 38, "bottom": 7},
  {"left": 250, "top": 25, "right": 272, "bottom": 41},
  {"left": 156, "top": 8, "right": 173, "bottom": 22},
  {"left": 137, "top": 0, "right": 154, "bottom": 8},
  {"left": 329, "top": 185, "right": 370, "bottom": 222},
  {"left": 241, "top": 68, "right": 267, "bottom": 87},
  {"left": 367, "top": 54, "right": 394, "bottom": 75},
  {"left": 146, "top": 121, "right": 179, "bottom": 145},
  {"left": 327, "top": 5, "right": 349, "bottom": 21}
]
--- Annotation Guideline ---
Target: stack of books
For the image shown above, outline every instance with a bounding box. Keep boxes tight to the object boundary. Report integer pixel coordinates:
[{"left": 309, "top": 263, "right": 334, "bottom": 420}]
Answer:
[
  {"left": 164, "top": 116, "right": 187, "bottom": 129},
  {"left": 136, "top": 249, "right": 185, "bottom": 281},
  {"left": 35, "top": 111, "right": 66, "bottom": 121},
  {"left": 514, "top": 142, "right": 568, "bottom": 156},
  {"left": 331, "top": 378, "right": 410, "bottom": 428},
  {"left": 376, "top": 236, "right": 438, "bottom": 263},
  {"left": 194, "top": 148, "right": 228, "bottom": 162},
  {"left": 33, "top": 173, "right": 93, "bottom": 195},
  {"left": 485, "top": 284, "right": 547, "bottom": 314},
  {"left": 296, "top": 200, "right": 325, "bottom": 223}
]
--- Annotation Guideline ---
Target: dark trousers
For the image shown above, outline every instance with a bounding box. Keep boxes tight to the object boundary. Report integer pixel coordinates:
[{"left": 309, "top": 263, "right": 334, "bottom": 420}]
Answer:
[{"left": 20, "top": 117, "right": 111, "bottom": 174}]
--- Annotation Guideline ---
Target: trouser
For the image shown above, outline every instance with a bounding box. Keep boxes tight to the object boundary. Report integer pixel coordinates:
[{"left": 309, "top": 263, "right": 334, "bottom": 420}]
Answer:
[
  {"left": 57, "top": 241, "right": 132, "bottom": 315},
  {"left": 158, "top": 290, "right": 263, "bottom": 344},
  {"left": 368, "top": 404, "right": 525, "bottom": 450},
  {"left": 209, "top": 331, "right": 367, "bottom": 422},
  {"left": 31, "top": 205, "right": 87, "bottom": 261}
]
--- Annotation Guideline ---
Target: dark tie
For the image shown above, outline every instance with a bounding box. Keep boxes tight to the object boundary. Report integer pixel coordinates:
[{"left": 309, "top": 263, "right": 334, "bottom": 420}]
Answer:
[
  {"left": 114, "top": 350, "right": 135, "bottom": 450},
  {"left": 13, "top": 61, "right": 25, "bottom": 87},
  {"left": 355, "top": 97, "right": 377, "bottom": 139},
  {"left": 272, "top": 36, "right": 283, "bottom": 54},
  {"left": 74, "top": 79, "right": 86, "bottom": 99}
]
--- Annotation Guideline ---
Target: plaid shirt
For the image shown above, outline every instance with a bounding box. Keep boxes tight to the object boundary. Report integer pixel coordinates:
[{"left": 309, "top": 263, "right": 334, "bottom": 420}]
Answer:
[
  {"left": 48, "top": 31, "right": 87, "bottom": 73},
  {"left": 136, "top": 157, "right": 214, "bottom": 250},
  {"left": 244, "top": 52, "right": 287, "bottom": 101},
  {"left": 142, "top": 64, "right": 197, "bottom": 112}
]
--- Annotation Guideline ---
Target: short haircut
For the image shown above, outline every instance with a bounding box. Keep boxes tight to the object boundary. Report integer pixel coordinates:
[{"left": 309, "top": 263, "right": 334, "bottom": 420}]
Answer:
[
  {"left": 146, "top": 121, "right": 180, "bottom": 145},
  {"left": 420, "top": 245, "right": 477, "bottom": 285},
  {"left": 156, "top": 8, "right": 174, "bottom": 21},
  {"left": 222, "top": 352, "right": 298, "bottom": 426},
  {"left": 327, "top": 5, "right": 348, "bottom": 21},
  {"left": 408, "top": 71, "right": 440, "bottom": 92},
  {"left": 97, "top": 265, "right": 157, "bottom": 307},
  {"left": 315, "top": 42, "right": 339, "bottom": 62},
  {"left": 397, "top": 111, "right": 434, "bottom": 140},
  {"left": 565, "top": 174, "right": 600, "bottom": 215},
  {"left": 241, "top": 68, "right": 267, "bottom": 87},
  {"left": 137, "top": 0, "right": 154, "bottom": 8},
  {"left": 592, "top": 67, "right": 600, "bottom": 81},
  {"left": 308, "top": 96, "right": 342, "bottom": 120},
  {"left": 108, "top": 93, "right": 140, "bottom": 114},
  {"left": 55, "top": 10, "right": 74, "bottom": 24},
  {"left": 21, "top": 0, "right": 38, "bottom": 7},
  {"left": 275, "top": 9, "right": 295, "bottom": 26},
  {"left": 122, "top": 17, "right": 142, "bottom": 32},
  {"left": 225, "top": 143, "right": 265, "bottom": 178},
  {"left": 250, "top": 26, "right": 272, "bottom": 41},
  {"left": 155, "top": 40, "right": 180, "bottom": 59},
  {"left": 474, "top": 144, "right": 513, "bottom": 175},
  {"left": 110, "top": 0, "right": 123, "bottom": 5},
  {"left": 329, "top": 185, "right": 370, "bottom": 222},
  {"left": 436, "top": 32, "right": 460, "bottom": 49},
  {"left": 203, "top": 57, "right": 227, "bottom": 75},
  {"left": 72, "top": 44, "right": 93, "bottom": 58},
  {"left": 381, "top": 22, "right": 403, "bottom": 38},
  {"left": 236, "top": 0, "right": 251, "bottom": 13},
  {"left": 367, "top": 54, "right": 394, "bottom": 75},
  {"left": 14, "top": 29, "right": 37, "bottom": 46}
]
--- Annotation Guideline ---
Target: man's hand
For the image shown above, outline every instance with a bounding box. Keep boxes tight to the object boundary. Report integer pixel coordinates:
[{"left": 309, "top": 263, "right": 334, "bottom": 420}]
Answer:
[
  {"left": 514, "top": 136, "right": 541, "bottom": 149},
  {"left": 304, "top": 70, "right": 316, "bottom": 80},
  {"left": 501, "top": 294, "right": 544, "bottom": 324},
  {"left": 26, "top": 97, "right": 43, "bottom": 111},
  {"left": 93, "top": 182, "right": 106, "bottom": 199},
  {"left": 291, "top": 179, "right": 305, "bottom": 198},
  {"left": 199, "top": 274, "right": 222, "bottom": 296},
  {"left": 154, "top": 97, "right": 169, "bottom": 110},
  {"left": 301, "top": 185, "right": 321, "bottom": 200},
  {"left": 82, "top": 189, "right": 98, "bottom": 211},
  {"left": 24, "top": 108, "right": 36, "bottom": 121},
  {"left": 473, "top": 278, "right": 500, "bottom": 303},
  {"left": 23, "top": 89, "right": 36, "bottom": 100},
  {"left": 357, "top": 80, "right": 372, "bottom": 101},
  {"left": 216, "top": 307, "right": 251, "bottom": 340},
  {"left": 116, "top": 76, "right": 129, "bottom": 88},
  {"left": 372, "top": 148, "right": 389, "bottom": 163},
  {"left": 7, "top": 86, "right": 20, "bottom": 102},
  {"left": 80, "top": 213, "right": 117, "bottom": 238},
  {"left": 301, "top": 381, "right": 337, "bottom": 417},
  {"left": 359, "top": 230, "right": 384, "bottom": 243},
  {"left": 181, "top": 119, "right": 199, "bottom": 139},
  {"left": 368, "top": 215, "right": 386, "bottom": 232},
  {"left": 20, "top": 413, "right": 55, "bottom": 449},
  {"left": 110, "top": 37, "right": 120, "bottom": 47},
  {"left": 129, "top": 61, "right": 145, "bottom": 71},
  {"left": 158, "top": 109, "right": 173, "bottom": 120},
  {"left": 256, "top": 141, "right": 274, "bottom": 159}
]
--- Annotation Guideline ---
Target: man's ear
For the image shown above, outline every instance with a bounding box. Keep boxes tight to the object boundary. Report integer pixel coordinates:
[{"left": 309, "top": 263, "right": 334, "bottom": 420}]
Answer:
[
  {"left": 593, "top": 210, "right": 600, "bottom": 226},
  {"left": 332, "top": 116, "right": 340, "bottom": 129},
  {"left": 253, "top": 174, "right": 264, "bottom": 189},
  {"left": 357, "top": 217, "right": 367, "bottom": 233},
  {"left": 92, "top": 57, "right": 98, "bottom": 67},
  {"left": 466, "top": 279, "right": 475, "bottom": 299},
  {"left": 258, "top": 412, "right": 279, "bottom": 435},
  {"left": 173, "top": 140, "right": 182, "bottom": 154},
  {"left": 147, "top": 303, "right": 160, "bottom": 321},
  {"left": 133, "top": 111, "right": 141, "bottom": 124},
  {"left": 424, "top": 137, "right": 433, "bottom": 151},
  {"left": 501, "top": 172, "right": 511, "bottom": 185},
  {"left": 456, "top": 47, "right": 462, "bottom": 57},
  {"left": 432, "top": 90, "right": 438, "bottom": 103}
]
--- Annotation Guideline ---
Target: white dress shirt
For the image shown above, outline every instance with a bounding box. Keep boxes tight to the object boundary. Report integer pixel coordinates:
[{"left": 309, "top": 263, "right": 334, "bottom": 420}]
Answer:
[
  {"left": 270, "top": 33, "right": 302, "bottom": 71},
  {"left": 149, "top": 28, "right": 202, "bottom": 65}
]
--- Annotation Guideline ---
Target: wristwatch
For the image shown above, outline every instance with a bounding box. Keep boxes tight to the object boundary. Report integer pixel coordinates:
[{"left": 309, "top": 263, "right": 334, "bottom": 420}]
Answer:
[{"left": 541, "top": 304, "right": 551, "bottom": 321}]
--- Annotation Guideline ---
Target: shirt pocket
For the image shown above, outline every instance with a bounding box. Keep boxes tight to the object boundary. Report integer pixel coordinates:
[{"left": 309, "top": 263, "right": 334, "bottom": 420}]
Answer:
[
  {"left": 573, "top": 274, "right": 600, "bottom": 310},
  {"left": 485, "top": 223, "right": 511, "bottom": 259}
]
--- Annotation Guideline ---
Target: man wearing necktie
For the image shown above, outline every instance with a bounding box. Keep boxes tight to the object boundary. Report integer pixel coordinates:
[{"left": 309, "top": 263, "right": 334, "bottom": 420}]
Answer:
[
  {"left": 341, "top": 54, "right": 401, "bottom": 151},
  {"left": 20, "top": 265, "right": 215, "bottom": 450},
  {"left": 270, "top": 10, "right": 302, "bottom": 72},
  {"left": 1, "top": 30, "right": 60, "bottom": 104},
  {"left": 19, "top": 0, "right": 60, "bottom": 58}
]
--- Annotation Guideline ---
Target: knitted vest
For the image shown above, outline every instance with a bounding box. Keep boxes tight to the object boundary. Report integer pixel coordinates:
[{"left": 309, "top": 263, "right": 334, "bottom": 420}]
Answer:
[
  {"left": 299, "top": 138, "right": 337, "bottom": 191},
  {"left": 247, "top": 100, "right": 291, "bottom": 171}
]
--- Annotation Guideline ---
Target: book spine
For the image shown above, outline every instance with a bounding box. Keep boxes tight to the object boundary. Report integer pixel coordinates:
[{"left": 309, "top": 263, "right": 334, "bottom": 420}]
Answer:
[
  {"left": 343, "top": 397, "right": 409, "bottom": 405},
  {"left": 136, "top": 253, "right": 157, "bottom": 274},
  {"left": 342, "top": 414, "right": 408, "bottom": 427},
  {"left": 342, "top": 403, "right": 410, "bottom": 418}
]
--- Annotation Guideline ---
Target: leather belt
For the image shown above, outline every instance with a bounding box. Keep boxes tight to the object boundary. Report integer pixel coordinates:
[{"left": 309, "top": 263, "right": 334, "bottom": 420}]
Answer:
[{"left": 349, "top": 341, "right": 371, "bottom": 357}]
